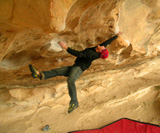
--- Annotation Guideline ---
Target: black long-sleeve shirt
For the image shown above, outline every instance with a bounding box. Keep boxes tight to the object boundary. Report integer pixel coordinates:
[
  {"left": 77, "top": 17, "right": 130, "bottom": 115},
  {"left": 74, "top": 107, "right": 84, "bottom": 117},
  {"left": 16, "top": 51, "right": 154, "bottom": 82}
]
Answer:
[{"left": 67, "top": 35, "right": 118, "bottom": 71}]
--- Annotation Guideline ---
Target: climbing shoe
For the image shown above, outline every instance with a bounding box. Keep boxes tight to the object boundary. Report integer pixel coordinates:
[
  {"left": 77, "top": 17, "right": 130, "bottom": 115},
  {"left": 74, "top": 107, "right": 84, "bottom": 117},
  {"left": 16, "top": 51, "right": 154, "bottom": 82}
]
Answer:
[
  {"left": 68, "top": 103, "right": 79, "bottom": 113},
  {"left": 29, "top": 64, "right": 41, "bottom": 79}
]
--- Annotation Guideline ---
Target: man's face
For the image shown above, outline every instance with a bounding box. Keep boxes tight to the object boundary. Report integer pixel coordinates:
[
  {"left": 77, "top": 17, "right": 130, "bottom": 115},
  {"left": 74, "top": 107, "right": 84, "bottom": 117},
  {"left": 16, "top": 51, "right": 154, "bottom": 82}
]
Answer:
[{"left": 96, "top": 45, "right": 105, "bottom": 53}]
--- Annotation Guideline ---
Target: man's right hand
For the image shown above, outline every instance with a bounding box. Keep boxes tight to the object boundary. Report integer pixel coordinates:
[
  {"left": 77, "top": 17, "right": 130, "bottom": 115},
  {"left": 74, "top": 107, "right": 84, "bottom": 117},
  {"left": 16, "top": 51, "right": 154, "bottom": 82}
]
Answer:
[{"left": 118, "top": 32, "right": 123, "bottom": 36}]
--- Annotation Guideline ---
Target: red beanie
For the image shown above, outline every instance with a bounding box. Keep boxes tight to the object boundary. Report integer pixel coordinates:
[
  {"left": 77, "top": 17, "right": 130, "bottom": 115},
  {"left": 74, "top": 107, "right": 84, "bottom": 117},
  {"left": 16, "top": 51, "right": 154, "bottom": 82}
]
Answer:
[{"left": 100, "top": 49, "right": 109, "bottom": 59}]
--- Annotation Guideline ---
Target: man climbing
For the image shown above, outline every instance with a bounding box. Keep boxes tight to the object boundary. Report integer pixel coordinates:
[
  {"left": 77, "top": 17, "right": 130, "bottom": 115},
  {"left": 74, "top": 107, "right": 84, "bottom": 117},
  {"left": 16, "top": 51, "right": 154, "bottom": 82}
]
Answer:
[{"left": 29, "top": 32, "right": 121, "bottom": 113}]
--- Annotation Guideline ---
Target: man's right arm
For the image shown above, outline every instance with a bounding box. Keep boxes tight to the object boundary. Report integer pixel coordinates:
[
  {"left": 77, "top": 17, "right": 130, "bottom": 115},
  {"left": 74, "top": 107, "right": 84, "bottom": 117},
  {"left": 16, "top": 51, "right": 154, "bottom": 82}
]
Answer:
[{"left": 99, "top": 35, "right": 118, "bottom": 47}]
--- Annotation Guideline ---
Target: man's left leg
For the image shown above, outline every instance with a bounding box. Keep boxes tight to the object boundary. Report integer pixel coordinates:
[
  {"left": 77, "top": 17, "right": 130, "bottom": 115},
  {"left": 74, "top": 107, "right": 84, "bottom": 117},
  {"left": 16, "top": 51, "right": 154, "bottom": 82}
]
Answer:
[{"left": 67, "top": 66, "right": 83, "bottom": 113}]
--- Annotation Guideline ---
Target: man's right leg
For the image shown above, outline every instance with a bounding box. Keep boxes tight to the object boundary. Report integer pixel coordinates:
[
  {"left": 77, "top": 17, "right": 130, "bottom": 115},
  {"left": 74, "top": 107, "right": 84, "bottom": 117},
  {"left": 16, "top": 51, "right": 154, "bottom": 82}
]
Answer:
[{"left": 67, "top": 66, "right": 83, "bottom": 113}]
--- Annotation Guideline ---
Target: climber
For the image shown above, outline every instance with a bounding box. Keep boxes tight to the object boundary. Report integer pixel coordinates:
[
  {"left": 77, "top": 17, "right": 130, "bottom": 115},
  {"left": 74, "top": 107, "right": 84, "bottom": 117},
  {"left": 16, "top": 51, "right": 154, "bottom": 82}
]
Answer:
[{"left": 29, "top": 32, "right": 122, "bottom": 113}]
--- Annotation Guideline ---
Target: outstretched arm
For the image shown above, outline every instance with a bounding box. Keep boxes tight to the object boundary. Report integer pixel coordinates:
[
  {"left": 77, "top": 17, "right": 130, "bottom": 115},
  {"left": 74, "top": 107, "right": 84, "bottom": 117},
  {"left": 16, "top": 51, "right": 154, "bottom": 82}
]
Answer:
[
  {"left": 67, "top": 48, "right": 99, "bottom": 59},
  {"left": 99, "top": 32, "right": 122, "bottom": 47},
  {"left": 99, "top": 35, "right": 118, "bottom": 47},
  {"left": 58, "top": 41, "right": 99, "bottom": 59}
]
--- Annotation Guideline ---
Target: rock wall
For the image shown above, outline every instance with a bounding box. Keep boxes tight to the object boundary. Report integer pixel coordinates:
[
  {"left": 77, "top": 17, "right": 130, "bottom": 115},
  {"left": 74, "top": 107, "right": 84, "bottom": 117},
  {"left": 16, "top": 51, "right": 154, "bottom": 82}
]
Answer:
[
  {"left": 119, "top": 0, "right": 160, "bottom": 55},
  {"left": 0, "top": 0, "right": 160, "bottom": 133}
]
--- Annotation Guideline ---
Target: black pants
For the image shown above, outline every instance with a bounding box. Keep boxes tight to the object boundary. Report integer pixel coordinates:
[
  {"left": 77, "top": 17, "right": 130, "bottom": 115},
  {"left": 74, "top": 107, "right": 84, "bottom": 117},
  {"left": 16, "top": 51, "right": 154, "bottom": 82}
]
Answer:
[{"left": 41, "top": 66, "right": 83, "bottom": 104}]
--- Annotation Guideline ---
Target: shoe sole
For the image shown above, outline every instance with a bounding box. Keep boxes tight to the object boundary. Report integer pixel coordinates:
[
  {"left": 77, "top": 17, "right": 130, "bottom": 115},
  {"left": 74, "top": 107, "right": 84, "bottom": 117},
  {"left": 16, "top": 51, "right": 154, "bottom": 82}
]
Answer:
[
  {"left": 29, "top": 64, "right": 38, "bottom": 78},
  {"left": 68, "top": 104, "right": 79, "bottom": 113}
]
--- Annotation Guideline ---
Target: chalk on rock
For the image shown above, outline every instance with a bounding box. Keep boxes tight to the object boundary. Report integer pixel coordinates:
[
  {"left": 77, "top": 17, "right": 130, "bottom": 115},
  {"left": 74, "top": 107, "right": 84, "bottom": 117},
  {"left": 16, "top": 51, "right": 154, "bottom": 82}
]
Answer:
[{"left": 47, "top": 39, "right": 63, "bottom": 52}]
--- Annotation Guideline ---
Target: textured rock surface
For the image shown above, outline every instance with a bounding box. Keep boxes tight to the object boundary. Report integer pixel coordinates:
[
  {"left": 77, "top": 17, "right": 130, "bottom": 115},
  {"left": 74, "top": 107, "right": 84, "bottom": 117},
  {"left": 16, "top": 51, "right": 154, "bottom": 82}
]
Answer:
[{"left": 0, "top": 0, "right": 160, "bottom": 133}]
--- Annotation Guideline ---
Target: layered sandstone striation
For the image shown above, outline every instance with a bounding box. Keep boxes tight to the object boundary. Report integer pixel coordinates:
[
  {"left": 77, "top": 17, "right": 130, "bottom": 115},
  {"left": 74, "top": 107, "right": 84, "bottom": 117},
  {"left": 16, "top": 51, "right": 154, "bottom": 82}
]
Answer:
[{"left": 0, "top": 0, "right": 160, "bottom": 133}]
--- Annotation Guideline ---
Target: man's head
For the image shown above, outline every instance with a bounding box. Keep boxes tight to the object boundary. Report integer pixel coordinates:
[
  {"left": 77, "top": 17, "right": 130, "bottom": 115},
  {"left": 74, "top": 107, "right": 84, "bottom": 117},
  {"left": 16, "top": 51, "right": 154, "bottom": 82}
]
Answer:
[
  {"left": 95, "top": 45, "right": 109, "bottom": 59},
  {"left": 100, "top": 49, "right": 109, "bottom": 59},
  {"left": 95, "top": 45, "right": 105, "bottom": 53}
]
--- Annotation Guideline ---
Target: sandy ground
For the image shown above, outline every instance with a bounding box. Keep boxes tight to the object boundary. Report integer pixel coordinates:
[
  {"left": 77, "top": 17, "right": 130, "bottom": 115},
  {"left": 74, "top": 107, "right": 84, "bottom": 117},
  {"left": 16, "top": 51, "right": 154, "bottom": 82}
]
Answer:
[{"left": 0, "top": 55, "right": 160, "bottom": 133}]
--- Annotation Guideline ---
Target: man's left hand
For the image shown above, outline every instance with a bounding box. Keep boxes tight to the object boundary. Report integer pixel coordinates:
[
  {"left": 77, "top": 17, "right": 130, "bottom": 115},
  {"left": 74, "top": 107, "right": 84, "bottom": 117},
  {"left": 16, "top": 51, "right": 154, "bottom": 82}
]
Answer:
[{"left": 58, "top": 41, "right": 68, "bottom": 50}]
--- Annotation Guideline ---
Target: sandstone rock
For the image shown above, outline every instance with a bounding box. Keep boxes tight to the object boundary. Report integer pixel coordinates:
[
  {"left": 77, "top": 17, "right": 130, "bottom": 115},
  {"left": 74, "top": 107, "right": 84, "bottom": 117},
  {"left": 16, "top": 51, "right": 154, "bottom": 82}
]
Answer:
[
  {"left": 9, "top": 88, "right": 33, "bottom": 100},
  {"left": 0, "top": 0, "right": 160, "bottom": 133}
]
